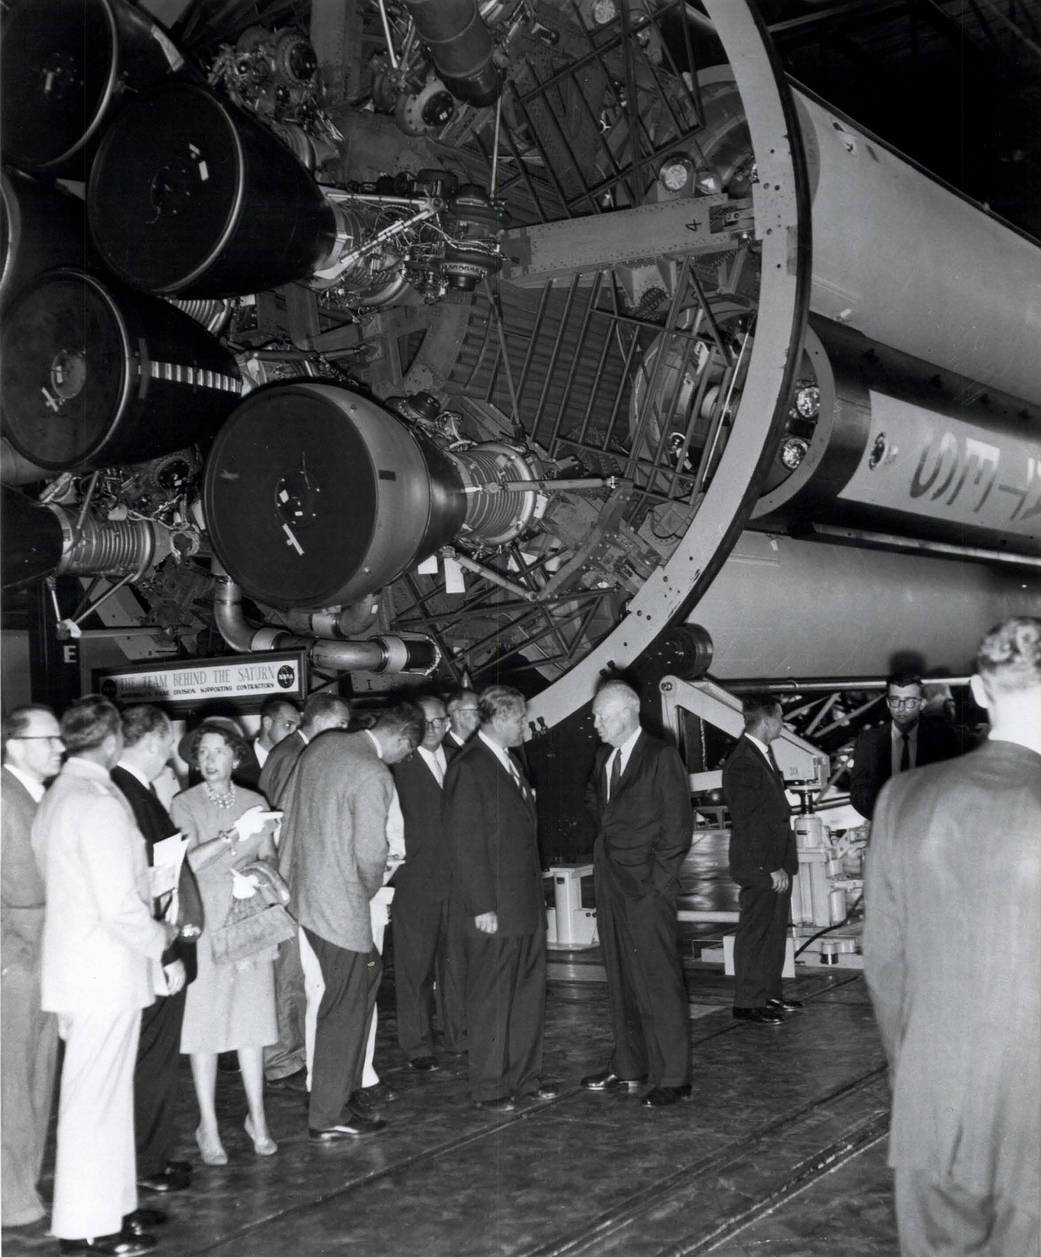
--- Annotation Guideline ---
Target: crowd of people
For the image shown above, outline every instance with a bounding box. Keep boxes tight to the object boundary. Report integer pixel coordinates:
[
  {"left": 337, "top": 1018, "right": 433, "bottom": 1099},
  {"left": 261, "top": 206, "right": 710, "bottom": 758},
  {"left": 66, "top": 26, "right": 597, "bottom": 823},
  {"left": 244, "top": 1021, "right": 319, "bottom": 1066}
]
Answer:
[{"left": 2, "top": 617, "right": 1038, "bottom": 1257}]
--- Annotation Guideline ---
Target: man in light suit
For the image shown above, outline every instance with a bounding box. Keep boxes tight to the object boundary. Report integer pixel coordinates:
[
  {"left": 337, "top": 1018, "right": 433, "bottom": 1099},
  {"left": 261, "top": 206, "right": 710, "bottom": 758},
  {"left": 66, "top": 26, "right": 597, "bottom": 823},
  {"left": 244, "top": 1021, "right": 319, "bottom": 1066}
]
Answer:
[
  {"left": 722, "top": 693, "right": 799, "bottom": 1026},
  {"left": 33, "top": 696, "right": 175, "bottom": 1256},
  {"left": 2, "top": 704, "right": 63, "bottom": 1228},
  {"left": 850, "top": 671, "right": 961, "bottom": 819},
  {"left": 112, "top": 706, "right": 195, "bottom": 1199},
  {"left": 279, "top": 701, "right": 423, "bottom": 1142},
  {"left": 581, "top": 681, "right": 693, "bottom": 1108},
  {"left": 391, "top": 694, "right": 452, "bottom": 1071},
  {"left": 257, "top": 692, "right": 350, "bottom": 1092},
  {"left": 864, "top": 618, "right": 1041, "bottom": 1257},
  {"left": 444, "top": 686, "right": 551, "bottom": 1113}
]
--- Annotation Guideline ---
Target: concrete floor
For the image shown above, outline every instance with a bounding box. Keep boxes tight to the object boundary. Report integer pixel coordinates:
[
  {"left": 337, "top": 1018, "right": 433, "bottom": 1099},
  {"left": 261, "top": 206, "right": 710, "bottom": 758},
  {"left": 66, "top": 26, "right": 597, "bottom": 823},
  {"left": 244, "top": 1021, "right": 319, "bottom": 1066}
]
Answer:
[{"left": 3, "top": 959, "right": 898, "bottom": 1257}]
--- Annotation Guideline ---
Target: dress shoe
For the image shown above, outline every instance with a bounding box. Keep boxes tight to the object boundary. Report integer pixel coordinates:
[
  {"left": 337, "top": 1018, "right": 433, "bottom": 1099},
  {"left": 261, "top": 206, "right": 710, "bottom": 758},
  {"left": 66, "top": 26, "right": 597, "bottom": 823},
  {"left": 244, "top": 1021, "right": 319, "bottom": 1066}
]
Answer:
[
  {"left": 766, "top": 996, "right": 803, "bottom": 1011},
  {"left": 137, "top": 1169, "right": 189, "bottom": 1193},
  {"left": 58, "top": 1233, "right": 156, "bottom": 1255},
  {"left": 473, "top": 1096, "right": 516, "bottom": 1113},
  {"left": 408, "top": 1054, "right": 441, "bottom": 1072},
  {"left": 309, "top": 1110, "right": 385, "bottom": 1141},
  {"left": 733, "top": 1006, "right": 784, "bottom": 1025},
  {"left": 641, "top": 1084, "right": 693, "bottom": 1108},
  {"left": 524, "top": 1081, "right": 560, "bottom": 1101},
  {"left": 122, "top": 1210, "right": 167, "bottom": 1236},
  {"left": 266, "top": 1067, "right": 308, "bottom": 1092},
  {"left": 353, "top": 1081, "right": 399, "bottom": 1108},
  {"left": 164, "top": 1160, "right": 192, "bottom": 1177},
  {"left": 581, "top": 1069, "right": 646, "bottom": 1092},
  {"left": 244, "top": 1115, "right": 277, "bottom": 1156}
]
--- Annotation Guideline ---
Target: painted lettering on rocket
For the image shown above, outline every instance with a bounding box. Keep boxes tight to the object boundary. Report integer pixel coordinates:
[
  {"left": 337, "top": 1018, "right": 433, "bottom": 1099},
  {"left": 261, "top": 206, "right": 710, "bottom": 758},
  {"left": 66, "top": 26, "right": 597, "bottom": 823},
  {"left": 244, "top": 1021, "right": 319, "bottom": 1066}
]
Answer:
[
  {"left": 909, "top": 431, "right": 1004, "bottom": 514},
  {"left": 997, "top": 457, "right": 1041, "bottom": 522}
]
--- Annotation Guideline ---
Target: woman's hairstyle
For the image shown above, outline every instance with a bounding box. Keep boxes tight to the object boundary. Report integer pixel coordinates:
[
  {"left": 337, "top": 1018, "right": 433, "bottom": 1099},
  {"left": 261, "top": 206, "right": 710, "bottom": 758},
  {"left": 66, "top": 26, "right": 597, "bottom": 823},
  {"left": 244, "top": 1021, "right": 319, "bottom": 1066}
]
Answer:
[{"left": 182, "top": 719, "right": 248, "bottom": 768}]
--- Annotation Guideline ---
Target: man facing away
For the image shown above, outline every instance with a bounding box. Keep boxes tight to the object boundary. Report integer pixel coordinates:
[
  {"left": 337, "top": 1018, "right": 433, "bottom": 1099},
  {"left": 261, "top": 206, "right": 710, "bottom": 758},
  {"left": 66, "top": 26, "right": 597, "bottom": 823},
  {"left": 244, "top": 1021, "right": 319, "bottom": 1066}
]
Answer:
[
  {"left": 33, "top": 696, "right": 175, "bottom": 1257},
  {"left": 112, "top": 706, "right": 196, "bottom": 1200},
  {"left": 258, "top": 691, "right": 351, "bottom": 1092},
  {"left": 391, "top": 694, "right": 453, "bottom": 1072},
  {"left": 722, "top": 693, "right": 800, "bottom": 1026},
  {"left": 581, "top": 681, "right": 694, "bottom": 1107},
  {"left": 850, "top": 670, "right": 961, "bottom": 820},
  {"left": 444, "top": 685, "right": 553, "bottom": 1113},
  {"left": 2, "top": 704, "right": 63, "bottom": 1228},
  {"left": 279, "top": 701, "right": 423, "bottom": 1142},
  {"left": 864, "top": 618, "right": 1041, "bottom": 1257}
]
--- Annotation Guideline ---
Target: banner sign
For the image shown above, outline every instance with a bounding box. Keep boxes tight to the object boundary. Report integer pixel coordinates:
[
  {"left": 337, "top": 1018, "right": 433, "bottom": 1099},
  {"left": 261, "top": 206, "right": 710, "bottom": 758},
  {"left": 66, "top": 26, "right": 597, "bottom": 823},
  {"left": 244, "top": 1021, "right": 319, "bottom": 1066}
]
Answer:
[{"left": 94, "top": 651, "right": 307, "bottom": 711}]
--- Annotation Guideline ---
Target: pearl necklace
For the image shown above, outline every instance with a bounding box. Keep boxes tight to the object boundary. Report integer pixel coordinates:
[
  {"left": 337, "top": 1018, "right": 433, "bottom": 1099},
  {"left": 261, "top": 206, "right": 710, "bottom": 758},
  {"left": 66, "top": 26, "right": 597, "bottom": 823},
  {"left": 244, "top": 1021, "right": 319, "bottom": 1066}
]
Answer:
[{"left": 204, "top": 782, "right": 237, "bottom": 811}]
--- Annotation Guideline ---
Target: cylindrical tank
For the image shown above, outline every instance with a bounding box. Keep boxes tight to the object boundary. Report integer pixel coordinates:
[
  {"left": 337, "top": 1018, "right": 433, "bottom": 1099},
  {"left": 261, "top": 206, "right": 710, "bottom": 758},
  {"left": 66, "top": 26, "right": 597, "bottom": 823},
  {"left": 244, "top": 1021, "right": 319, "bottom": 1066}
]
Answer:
[
  {"left": 0, "top": 0, "right": 180, "bottom": 178},
  {"left": 87, "top": 83, "right": 339, "bottom": 296},
  {"left": 400, "top": 0, "right": 501, "bottom": 106},
  {"left": 1, "top": 169, "right": 97, "bottom": 311},
  {"left": 1, "top": 269, "right": 242, "bottom": 472}
]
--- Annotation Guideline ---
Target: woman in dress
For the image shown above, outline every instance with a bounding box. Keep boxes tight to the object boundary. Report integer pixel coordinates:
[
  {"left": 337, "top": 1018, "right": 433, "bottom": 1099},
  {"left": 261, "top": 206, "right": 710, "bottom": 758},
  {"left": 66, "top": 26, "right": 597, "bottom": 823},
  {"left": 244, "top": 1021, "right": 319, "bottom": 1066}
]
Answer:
[{"left": 172, "top": 721, "right": 278, "bottom": 1164}]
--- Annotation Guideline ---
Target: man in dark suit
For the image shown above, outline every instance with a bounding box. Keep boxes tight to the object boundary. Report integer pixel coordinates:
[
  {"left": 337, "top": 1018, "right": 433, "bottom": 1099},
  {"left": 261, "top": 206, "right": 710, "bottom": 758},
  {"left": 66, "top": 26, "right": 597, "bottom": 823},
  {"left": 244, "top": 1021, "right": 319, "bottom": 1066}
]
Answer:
[
  {"left": 851, "top": 671, "right": 961, "bottom": 819},
  {"left": 235, "top": 697, "right": 301, "bottom": 790},
  {"left": 722, "top": 693, "right": 799, "bottom": 1026},
  {"left": 280, "top": 702, "right": 423, "bottom": 1142},
  {"left": 864, "top": 618, "right": 1040, "bottom": 1256},
  {"left": 444, "top": 685, "right": 551, "bottom": 1113},
  {"left": 113, "top": 705, "right": 198, "bottom": 1200},
  {"left": 2, "top": 704, "right": 62, "bottom": 1228},
  {"left": 444, "top": 689, "right": 480, "bottom": 753},
  {"left": 257, "top": 692, "right": 351, "bottom": 1091},
  {"left": 391, "top": 695, "right": 452, "bottom": 1071},
  {"left": 582, "top": 681, "right": 693, "bottom": 1108}
]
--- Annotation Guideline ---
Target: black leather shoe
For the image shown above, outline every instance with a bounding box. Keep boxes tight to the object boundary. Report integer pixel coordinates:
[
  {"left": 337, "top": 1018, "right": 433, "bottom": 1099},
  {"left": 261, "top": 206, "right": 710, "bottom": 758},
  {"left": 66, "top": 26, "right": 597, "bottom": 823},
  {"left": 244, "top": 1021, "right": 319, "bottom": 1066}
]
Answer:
[
  {"left": 581, "top": 1069, "right": 646, "bottom": 1092},
  {"left": 641, "top": 1084, "right": 693, "bottom": 1108},
  {"left": 164, "top": 1160, "right": 192, "bottom": 1176},
  {"left": 472, "top": 1096, "right": 516, "bottom": 1113},
  {"left": 353, "top": 1081, "right": 398, "bottom": 1108},
  {"left": 137, "top": 1169, "right": 189, "bottom": 1193},
  {"left": 530, "top": 1081, "right": 560, "bottom": 1100},
  {"left": 766, "top": 996, "right": 804, "bottom": 1011},
  {"left": 59, "top": 1233, "right": 156, "bottom": 1255},
  {"left": 266, "top": 1067, "right": 308, "bottom": 1092},
  {"left": 733, "top": 1006, "right": 784, "bottom": 1024},
  {"left": 408, "top": 1055, "right": 441, "bottom": 1072},
  {"left": 309, "top": 1109, "right": 386, "bottom": 1141},
  {"left": 122, "top": 1210, "right": 167, "bottom": 1236}
]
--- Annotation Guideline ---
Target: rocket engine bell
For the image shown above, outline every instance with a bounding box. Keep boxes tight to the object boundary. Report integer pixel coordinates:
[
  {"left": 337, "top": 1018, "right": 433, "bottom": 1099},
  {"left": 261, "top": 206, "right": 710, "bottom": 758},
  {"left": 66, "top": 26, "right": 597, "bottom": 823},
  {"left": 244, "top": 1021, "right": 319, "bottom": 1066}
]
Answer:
[{"left": 202, "top": 382, "right": 545, "bottom": 609}]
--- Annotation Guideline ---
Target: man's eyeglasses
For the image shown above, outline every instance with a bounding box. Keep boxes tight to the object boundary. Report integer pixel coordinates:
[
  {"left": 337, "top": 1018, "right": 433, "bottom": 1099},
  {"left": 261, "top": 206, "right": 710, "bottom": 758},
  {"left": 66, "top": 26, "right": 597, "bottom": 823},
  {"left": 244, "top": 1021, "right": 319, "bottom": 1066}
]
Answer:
[{"left": 887, "top": 698, "right": 923, "bottom": 710}]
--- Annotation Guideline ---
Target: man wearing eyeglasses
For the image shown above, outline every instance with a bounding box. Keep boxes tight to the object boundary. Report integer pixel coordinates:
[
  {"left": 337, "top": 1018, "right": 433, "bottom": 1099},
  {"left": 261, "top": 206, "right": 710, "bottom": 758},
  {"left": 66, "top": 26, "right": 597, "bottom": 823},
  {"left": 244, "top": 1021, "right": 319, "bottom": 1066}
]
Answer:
[
  {"left": 851, "top": 672, "right": 960, "bottom": 820},
  {"left": 2, "top": 705, "right": 63, "bottom": 1228}
]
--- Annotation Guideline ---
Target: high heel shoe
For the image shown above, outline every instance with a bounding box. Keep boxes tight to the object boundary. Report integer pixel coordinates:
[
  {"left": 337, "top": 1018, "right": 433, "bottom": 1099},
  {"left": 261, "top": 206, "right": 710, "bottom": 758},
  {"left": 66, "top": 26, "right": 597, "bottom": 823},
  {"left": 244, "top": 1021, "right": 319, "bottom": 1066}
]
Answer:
[
  {"left": 244, "top": 1115, "right": 277, "bottom": 1157},
  {"left": 195, "top": 1124, "right": 228, "bottom": 1166}
]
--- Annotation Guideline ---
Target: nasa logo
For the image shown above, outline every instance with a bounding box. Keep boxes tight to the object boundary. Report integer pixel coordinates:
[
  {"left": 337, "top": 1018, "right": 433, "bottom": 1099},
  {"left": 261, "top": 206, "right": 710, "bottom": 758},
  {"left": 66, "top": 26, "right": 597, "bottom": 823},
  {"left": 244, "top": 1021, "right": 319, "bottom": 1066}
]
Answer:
[{"left": 277, "top": 664, "right": 295, "bottom": 689}]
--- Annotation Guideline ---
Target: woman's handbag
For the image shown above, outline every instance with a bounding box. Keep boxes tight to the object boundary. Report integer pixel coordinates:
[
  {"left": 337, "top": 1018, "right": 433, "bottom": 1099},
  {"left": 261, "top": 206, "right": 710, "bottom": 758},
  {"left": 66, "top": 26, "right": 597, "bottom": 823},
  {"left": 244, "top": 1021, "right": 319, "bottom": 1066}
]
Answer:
[{"left": 208, "top": 860, "right": 296, "bottom": 966}]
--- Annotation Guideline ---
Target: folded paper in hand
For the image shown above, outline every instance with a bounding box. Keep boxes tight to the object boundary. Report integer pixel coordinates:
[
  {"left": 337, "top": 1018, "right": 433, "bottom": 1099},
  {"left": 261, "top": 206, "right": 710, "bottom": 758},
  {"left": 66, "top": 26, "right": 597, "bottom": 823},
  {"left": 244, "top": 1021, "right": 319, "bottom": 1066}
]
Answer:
[{"left": 151, "top": 833, "right": 188, "bottom": 901}]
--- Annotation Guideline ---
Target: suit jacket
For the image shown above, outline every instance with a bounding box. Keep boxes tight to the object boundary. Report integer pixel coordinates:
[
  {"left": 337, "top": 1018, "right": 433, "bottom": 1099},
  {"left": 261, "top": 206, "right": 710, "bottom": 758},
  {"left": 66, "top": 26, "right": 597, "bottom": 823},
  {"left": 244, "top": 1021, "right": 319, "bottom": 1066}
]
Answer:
[
  {"left": 234, "top": 739, "right": 263, "bottom": 790},
  {"left": 1, "top": 767, "right": 46, "bottom": 969},
  {"left": 863, "top": 740, "right": 1040, "bottom": 1205},
  {"left": 589, "top": 731, "right": 693, "bottom": 899},
  {"left": 391, "top": 750, "right": 450, "bottom": 903},
  {"left": 443, "top": 737, "right": 543, "bottom": 936},
  {"left": 722, "top": 736, "right": 797, "bottom": 887},
  {"left": 279, "top": 730, "right": 393, "bottom": 953},
  {"left": 257, "top": 729, "right": 307, "bottom": 806},
  {"left": 111, "top": 765, "right": 199, "bottom": 983},
  {"left": 32, "top": 757, "right": 167, "bottom": 1014},
  {"left": 850, "top": 716, "right": 961, "bottom": 819}
]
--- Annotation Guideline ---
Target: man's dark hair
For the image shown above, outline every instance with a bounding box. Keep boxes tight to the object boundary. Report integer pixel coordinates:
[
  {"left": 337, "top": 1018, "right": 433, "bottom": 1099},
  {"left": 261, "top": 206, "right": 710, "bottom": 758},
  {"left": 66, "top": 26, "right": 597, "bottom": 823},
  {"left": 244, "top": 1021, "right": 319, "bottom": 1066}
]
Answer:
[
  {"left": 478, "top": 685, "right": 525, "bottom": 725},
  {"left": 61, "top": 695, "right": 122, "bottom": 754},
  {"left": 302, "top": 691, "right": 350, "bottom": 727},
  {"left": 740, "top": 692, "right": 781, "bottom": 731},
  {"left": 373, "top": 700, "right": 425, "bottom": 749},
  {"left": 121, "top": 704, "right": 170, "bottom": 747},
  {"left": 261, "top": 696, "right": 298, "bottom": 722},
  {"left": 977, "top": 617, "right": 1041, "bottom": 692},
  {"left": 886, "top": 670, "right": 923, "bottom": 694},
  {"left": 1, "top": 704, "right": 56, "bottom": 759}
]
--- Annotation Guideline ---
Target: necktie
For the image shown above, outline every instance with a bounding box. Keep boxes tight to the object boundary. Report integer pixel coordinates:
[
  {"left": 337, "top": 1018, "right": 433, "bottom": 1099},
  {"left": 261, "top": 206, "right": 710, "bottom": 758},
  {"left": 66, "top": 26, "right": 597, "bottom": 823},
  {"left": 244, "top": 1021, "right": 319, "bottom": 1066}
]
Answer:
[
  {"left": 149, "top": 782, "right": 160, "bottom": 799},
  {"left": 608, "top": 750, "right": 622, "bottom": 801},
  {"left": 431, "top": 751, "right": 445, "bottom": 786},
  {"left": 767, "top": 747, "right": 782, "bottom": 779},
  {"left": 899, "top": 733, "right": 910, "bottom": 773},
  {"left": 508, "top": 758, "right": 528, "bottom": 800}
]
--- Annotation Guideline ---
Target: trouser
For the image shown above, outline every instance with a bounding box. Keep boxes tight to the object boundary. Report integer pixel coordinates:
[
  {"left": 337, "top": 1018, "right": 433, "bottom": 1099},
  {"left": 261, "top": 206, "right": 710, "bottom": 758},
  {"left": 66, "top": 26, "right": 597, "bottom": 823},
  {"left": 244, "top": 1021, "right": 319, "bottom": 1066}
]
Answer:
[
  {"left": 133, "top": 986, "right": 187, "bottom": 1178},
  {"left": 52, "top": 1008, "right": 140, "bottom": 1240},
  {"left": 734, "top": 882, "right": 792, "bottom": 1009},
  {"left": 895, "top": 1166, "right": 1040, "bottom": 1257},
  {"left": 303, "top": 929, "right": 380, "bottom": 1130},
  {"left": 263, "top": 933, "right": 307, "bottom": 1081},
  {"left": 393, "top": 892, "right": 450, "bottom": 1060},
  {"left": 596, "top": 862, "right": 690, "bottom": 1088},
  {"left": 1, "top": 955, "right": 58, "bottom": 1226},
  {"left": 464, "top": 929, "right": 545, "bottom": 1102},
  {"left": 438, "top": 892, "right": 468, "bottom": 1053}
]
